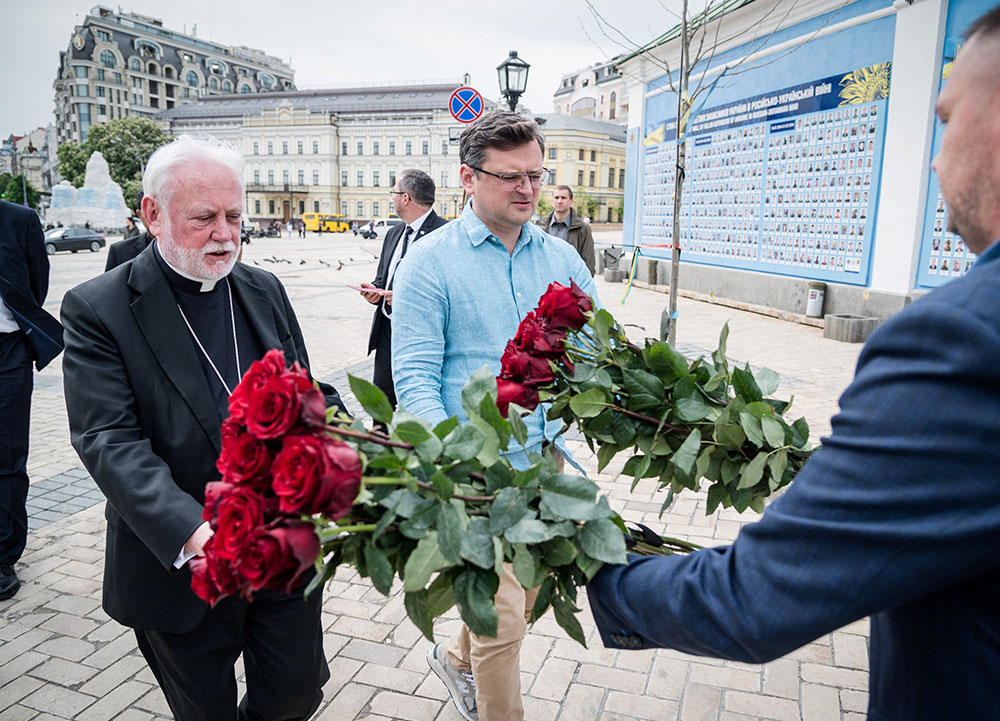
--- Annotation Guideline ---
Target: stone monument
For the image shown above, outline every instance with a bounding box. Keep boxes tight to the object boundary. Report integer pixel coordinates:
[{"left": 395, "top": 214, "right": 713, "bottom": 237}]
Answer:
[{"left": 48, "top": 152, "right": 129, "bottom": 230}]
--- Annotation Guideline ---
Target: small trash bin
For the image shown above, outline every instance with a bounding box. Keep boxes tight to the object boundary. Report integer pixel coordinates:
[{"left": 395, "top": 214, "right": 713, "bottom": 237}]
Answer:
[{"left": 806, "top": 281, "right": 826, "bottom": 318}]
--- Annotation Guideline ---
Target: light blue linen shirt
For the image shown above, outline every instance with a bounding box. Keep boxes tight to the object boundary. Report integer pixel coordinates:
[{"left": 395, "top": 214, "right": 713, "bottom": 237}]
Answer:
[{"left": 391, "top": 202, "right": 599, "bottom": 469}]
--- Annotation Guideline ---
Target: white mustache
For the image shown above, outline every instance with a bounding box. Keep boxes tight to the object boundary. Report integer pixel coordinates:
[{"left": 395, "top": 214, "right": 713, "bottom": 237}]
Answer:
[{"left": 203, "top": 241, "right": 237, "bottom": 254}]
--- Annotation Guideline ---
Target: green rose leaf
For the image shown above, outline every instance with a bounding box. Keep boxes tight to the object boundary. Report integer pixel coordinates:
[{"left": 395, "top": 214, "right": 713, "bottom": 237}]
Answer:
[
  {"left": 426, "top": 571, "right": 456, "bottom": 618},
  {"left": 489, "top": 487, "right": 530, "bottom": 534},
  {"left": 512, "top": 544, "right": 541, "bottom": 588},
  {"left": 363, "top": 543, "right": 394, "bottom": 595},
  {"left": 442, "top": 424, "right": 485, "bottom": 462},
  {"left": 755, "top": 367, "right": 780, "bottom": 396},
  {"left": 454, "top": 568, "right": 499, "bottom": 637},
  {"left": 551, "top": 594, "right": 586, "bottom": 647},
  {"left": 404, "top": 590, "right": 435, "bottom": 642},
  {"left": 738, "top": 451, "right": 768, "bottom": 490},
  {"left": 403, "top": 532, "right": 449, "bottom": 592},
  {"left": 739, "top": 411, "right": 765, "bottom": 447},
  {"left": 437, "top": 501, "right": 466, "bottom": 563},
  {"left": 542, "top": 536, "right": 578, "bottom": 567},
  {"left": 732, "top": 366, "right": 763, "bottom": 403},
  {"left": 621, "top": 368, "right": 665, "bottom": 411},
  {"left": 469, "top": 414, "right": 500, "bottom": 468},
  {"left": 768, "top": 448, "right": 788, "bottom": 489},
  {"left": 670, "top": 429, "right": 701, "bottom": 483},
  {"left": 569, "top": 387, "right": 609, "bottom": 418},
  {"left": 504, "top": 517, "right": 554, "bottom": 544},
  {"left": 530, "top": 576, "right": 555, "bottom": 623},
  {"left": 460, "top": 518, "right": 496, "bottom": 569},
  {"left": 478, "top": 393, "right": 511, "bottom": 449},
  {"left": 507, "top": 404, "right": 530, "bottom": 447},
  {"left": 577, "top": 518, "right": 627, "bottom": 564},
  {"left": 540, "top": 474, "right": 607, "bottom": 521},
  {"left": 760, "top": 415, "right": 786, "bottom": 449},
  {"left": 643, "top": 340, "right": 689, "bottom": 383},
  {"left": 430, "top": 470, "right": 455, "bottom": 500},
  {"left": 433, "top": 416, "right": 460, "bottom": 440},
  {"left": 675, "top": 397, "right": 710, "bottom": 422},
  {"left": 706, "top": 482, "right": 727, "bottom": 514},
  {"left": 462, "top": 366, "right": 498, "bottom": 419},
  {"left": 712, "top": 323, "right": 730, "bottom": 373},
  {"left": 348, "top": 375, "right": 394, "bottom": 425}
]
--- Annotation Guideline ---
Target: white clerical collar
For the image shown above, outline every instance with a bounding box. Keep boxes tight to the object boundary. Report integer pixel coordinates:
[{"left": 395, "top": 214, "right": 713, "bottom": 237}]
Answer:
[{"left": 155, "top": 241, "right": 225, "bottom": 292}]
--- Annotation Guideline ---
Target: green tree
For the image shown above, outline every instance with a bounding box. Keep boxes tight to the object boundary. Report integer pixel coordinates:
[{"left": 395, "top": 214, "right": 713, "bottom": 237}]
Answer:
[
  {"left": 2, "top": 175, "right": 41, "bottom": 209},
  {"left": 0, "top": 172, "right": 12, "bottom": 199},
  {"left": 536, "top": 194, "right": 552, "bottom": 218},
  {"left": 56, "top": 117, "right": 170, "bottom": 210},
  {"left": 574, "top": 192, "right": 599, "bottom": 220}
]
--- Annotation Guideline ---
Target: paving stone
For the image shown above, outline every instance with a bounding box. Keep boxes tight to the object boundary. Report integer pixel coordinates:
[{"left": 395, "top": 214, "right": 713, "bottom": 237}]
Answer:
[
  {"left": 81, "top": 633, "right": 139, "bottom": 670},
  {"left": 28, "top": 656, "right": 100, "bottom": 687},
  {"left": 528, "top": 656, "right": 576, "bottom": 701},
  {"left": 368, "top": 689, "right": 442, "bottom": 721},
  {"left": 680, "top": 682, "right": 723, "bottom": 721},
  {"left": 316, "top": 683, "right": 376, "bottom": 721},
  {"left": 724, "top": 691, "right": 800, "bottom": 721},
  {"left": 647, "top": 655, "right": 690, "bottom": 701},
  {"left": 353, "top": 663, "right": 424, "bottom": 694},
  {"left": 802, "top": 683, "right": 840, "bottom": 721},
  {"left": 33, "top": 636, "right": 94, "bottom": 662},
  {"left": 0, "top": 649, "right": 47, "bottom": 682},
  {"left": 761, "top": 659, "right": 800, "bottom": 700},
  {"left": 800, "top": 664, "right": 867, "bottom": 692},
  {"left": 1, "top": 703, "right": 39, "bottom": 721},
  {"left": 557, "top": 683, "right": 606, "bottom": 721},
  {"left": 0, "top": 628, "right": 55, "bottom": 665},
  {"left": 39, "top": 614, "right": 101, "bottom": 639},
  {"left": 0, "top": 675, "right": 46, "bottom": 709},
  {"left": 522, "top": 694, "right": 560, "bottom": 721},
  {"left": 576, "top": 664, "right": 647, "bottom": 694},
  {"left": 839, "top": 689, "right": 868, "bottom": 714},
  {"left": 78, "top": 656, "right": 148, "bottom": 697},
  {"left": 690, "top": 663, "right": 760, "bottom": 692},
  {"left": 831, "top": 633, "right": 868, "bottom": 671},
  {"left": 328, "top": 616, "right": 395, "bottom": 643},
  {"left": 41, "top": 595, "right": 101, "bottom": 617},
  {"left": 130, "top": 687, "right": 170, "bottom": 716},
  {"left": 339, "top": 639, "right": 407, "bottom": 667},
  {"left": 74, "top": 680, "right": 149, "bottom": 721},
  {"left": 604, "top": 689, "right": 679, "bottom": 719},
  {"left": 20, "top": 683, "right": 96, "bottom": 717}
]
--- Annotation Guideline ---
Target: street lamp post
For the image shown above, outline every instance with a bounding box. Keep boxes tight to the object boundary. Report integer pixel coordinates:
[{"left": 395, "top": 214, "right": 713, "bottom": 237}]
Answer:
[
  {"left": 452, "top": 192, "right": 458, "bottom": 217},
  {"left": 497, "top": 50, "right": 530, "bottom": 113}
]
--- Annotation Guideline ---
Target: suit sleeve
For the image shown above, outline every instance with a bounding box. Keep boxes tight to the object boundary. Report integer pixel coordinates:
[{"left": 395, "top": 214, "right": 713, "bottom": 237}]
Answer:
[
  {"left": 273, "top": 277, "right": 348, "bottom": 416},
  {"left": 391, "top": 246, "right": 449, "bottom": 425},
  {"left": 61, "top": 288, "right": 205, "bottom": 570},
  {"left": 587, "top": 299, "right": 1000, "bottom": 663},
  {"left": 22, "top": 208, "right": 49, "bottom": 304},
  {"left": 372, "top": 229, "right": 396, "bottom": 289}
]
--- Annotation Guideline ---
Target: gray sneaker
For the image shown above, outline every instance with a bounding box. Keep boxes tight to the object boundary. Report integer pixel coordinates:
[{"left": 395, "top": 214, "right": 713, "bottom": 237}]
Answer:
[{"left": 427, "top": 642, "right": 478, "bottom": 721}]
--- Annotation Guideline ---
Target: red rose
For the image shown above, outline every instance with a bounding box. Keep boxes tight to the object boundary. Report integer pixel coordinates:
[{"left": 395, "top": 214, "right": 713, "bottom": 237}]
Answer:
[
  {"left": 190, "top": 537, "right": 245, "bottom": 605},
  {"left": 299, "top": 386, "right": 328, "bottom": 429},
  {"left": 496, "top": 378, "right": 540, "bottom": 417},
  {"left": 240, "top": 520, "right": 319, "bottom": 593},
  {"left": 216, "top": 428, "right": 275, "bottom": 489},
  {"left": 244, "top": 374, "right": 305, "bottom": 439},
  {"left": 499, "top": 342, "right": 555, "bottom": 386},
  {"left": 228, "top": 350, "right": 287, "bottom": 424},
  {"left": 271, "top": 434, "right": 362, "bottom": 519},
  {"left": 535, "top": 280, "right": 593, "bottom": 329},
  {"left": 513, "top": 312, "right": 567, "bottom": 358},
  {"left": 203, "top": 482, "right": 276, "bottom": 561}
]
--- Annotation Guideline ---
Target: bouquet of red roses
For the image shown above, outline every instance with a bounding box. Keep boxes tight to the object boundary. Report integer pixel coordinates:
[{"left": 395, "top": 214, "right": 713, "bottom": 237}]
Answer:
[{"left": 497, "top": 280, "right": 813, "bottom": 516}]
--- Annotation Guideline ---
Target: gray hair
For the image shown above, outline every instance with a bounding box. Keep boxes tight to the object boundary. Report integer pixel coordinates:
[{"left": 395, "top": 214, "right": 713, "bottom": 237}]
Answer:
[
  {"left": 459, "top": 110, "right": 545, "bottom": 170},
  {"left": 398, "top": 169, "right": 436, "bottom": 206},
  {"left": 143, "top": 134, "right": 244, "bottom": 211}
]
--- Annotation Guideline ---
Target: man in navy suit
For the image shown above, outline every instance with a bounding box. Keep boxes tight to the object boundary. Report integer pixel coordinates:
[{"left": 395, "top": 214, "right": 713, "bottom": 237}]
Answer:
[
  {"left": 359, "top": 169, "right": 448, "bottom": 408},
  {"left": 587, "top": 9, "right": 1000, "bottom": 720},
  {"left": 0, "top": 200, "right": 63, "bottom": 599}
]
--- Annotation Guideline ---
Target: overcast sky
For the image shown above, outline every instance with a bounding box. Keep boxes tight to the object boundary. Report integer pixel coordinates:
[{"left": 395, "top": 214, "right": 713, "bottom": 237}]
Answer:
[{"left": 0, "top": 0, "right": 695, "bottom": 138}]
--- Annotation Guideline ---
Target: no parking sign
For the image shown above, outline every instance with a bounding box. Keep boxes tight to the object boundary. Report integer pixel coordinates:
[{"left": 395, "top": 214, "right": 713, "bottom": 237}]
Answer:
[{"left": 449, "top": 87, "right": 484, "bottom": 123}]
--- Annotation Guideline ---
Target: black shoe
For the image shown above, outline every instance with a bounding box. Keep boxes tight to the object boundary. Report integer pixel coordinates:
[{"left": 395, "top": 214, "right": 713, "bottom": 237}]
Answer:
[{"left": 0, "top": 565, "right": 20, "bottom": 600}]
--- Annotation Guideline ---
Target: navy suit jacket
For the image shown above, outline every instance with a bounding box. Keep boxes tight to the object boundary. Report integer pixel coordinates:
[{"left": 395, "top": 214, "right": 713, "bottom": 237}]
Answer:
[{"left": 588, "top": 240, "right": 1000, "bottom": 720}]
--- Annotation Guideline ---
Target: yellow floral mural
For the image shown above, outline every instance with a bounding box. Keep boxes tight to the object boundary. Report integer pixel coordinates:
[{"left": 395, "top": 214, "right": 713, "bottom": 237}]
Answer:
[{"left": 838, "top": 62, "right": 892, "bottom": 105}]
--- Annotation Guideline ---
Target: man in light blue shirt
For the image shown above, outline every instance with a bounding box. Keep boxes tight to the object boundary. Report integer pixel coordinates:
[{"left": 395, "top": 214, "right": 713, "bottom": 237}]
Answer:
[{"left": 392, "top": 111, "right": 597, "bottom": 721}]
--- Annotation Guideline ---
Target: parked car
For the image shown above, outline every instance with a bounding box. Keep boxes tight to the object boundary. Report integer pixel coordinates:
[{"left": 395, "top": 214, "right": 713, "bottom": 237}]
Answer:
[
  {"left": 358, "top": 218, "right": 403, "bottom": 240},
  {"left": 43, "top": 227, "right": 106, "bottom": 255}
]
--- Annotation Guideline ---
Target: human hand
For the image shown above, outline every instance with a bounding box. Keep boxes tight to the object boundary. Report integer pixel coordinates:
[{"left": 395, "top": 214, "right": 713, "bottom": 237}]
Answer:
[
  {"left": 383, "top": 290, "right": 393, "bottom": 306},
  {"left": 359, "top": 282, "right": 382, "bottom": 305},
  {"left": 184, "top": 522, "right": 214, "bottom": 557}
]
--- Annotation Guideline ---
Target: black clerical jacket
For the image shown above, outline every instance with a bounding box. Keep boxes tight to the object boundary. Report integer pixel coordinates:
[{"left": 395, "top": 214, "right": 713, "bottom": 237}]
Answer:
[{"left": 62, "top": 245, "right": 344, "bottom": 632}]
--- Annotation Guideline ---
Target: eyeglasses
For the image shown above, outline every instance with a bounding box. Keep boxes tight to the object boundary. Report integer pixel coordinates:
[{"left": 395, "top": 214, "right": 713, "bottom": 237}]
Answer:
[
  {"left": 388, "top": 190, "right": 407, "bottom": 197},
  {"left": 469, "top": 166, "right": 551, "bottom": 189}
]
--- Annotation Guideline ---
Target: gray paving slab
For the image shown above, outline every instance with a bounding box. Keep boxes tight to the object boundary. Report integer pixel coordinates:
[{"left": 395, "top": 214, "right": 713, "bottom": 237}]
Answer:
[{"left": 0, "top": 232, "right": 870, "bottom": 720}]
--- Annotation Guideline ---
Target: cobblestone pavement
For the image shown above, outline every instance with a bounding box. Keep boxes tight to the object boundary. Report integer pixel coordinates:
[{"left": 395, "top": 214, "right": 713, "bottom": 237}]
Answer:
[{"left": 1, "top": 231, "right": 869, "bottom": 720}]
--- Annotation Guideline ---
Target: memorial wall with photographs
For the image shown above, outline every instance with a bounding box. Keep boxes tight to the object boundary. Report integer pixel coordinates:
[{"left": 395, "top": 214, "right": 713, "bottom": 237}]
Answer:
[{"left": 640, "top": 63, "right": 890, "bottom": 286}]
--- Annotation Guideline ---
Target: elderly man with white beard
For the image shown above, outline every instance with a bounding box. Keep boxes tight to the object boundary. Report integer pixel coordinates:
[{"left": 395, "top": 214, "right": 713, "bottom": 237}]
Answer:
[{"left": 61, "top": 135, "right": 345, "bottom": 721}]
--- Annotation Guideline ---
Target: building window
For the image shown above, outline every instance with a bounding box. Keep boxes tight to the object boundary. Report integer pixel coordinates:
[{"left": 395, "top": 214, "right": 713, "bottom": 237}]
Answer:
[
  {"left": 114, "top": 72, "right": 122, "bottom": 84},
  {"left": 422, "top": 141, "right": 429, "bottom": 155},
  {"left": 312, "top": 141, "right": 319, "bottom": 154},
  {"left": 619, "top": 168, "right": 625, "bottom": 187},
  {"left": 240, "top": 84, "right": 252, "bottom": 94},
  {"left": 255, "top": 199, "right": 261, "bottom": 213},
  {"left": 578, "top": 170, "right": 584, "bottom": 185},
  {"left": 298, "top": 200, "right": 305, "bottom": 214},
  {"left": 342, "top": 141, "right": 348, "bottom": 155},
  {"left": 313, "top": 200, "right": 319, "bottom": 212},
  {"left": 389, "top": 172, "right": 396, "bottom": 187},
  {"left": 548, "top": 148, "right": 556, "bottom": 160},
  {"left": 591, "top": 150, "right": 596, "bottom": 162},
  {"left": 253, "top": 170, "right": 260, "bottom": 184},
  {"left": 100, "top": 51, "right": 116, "bottom": 68},
  {"left": 373, "top": 171, "right": 380, "bottom": 187},
  {"left": 389, "top": 201, "right": 395, "bottom": 215},
  {"left": 298, "top": 170, "right": 304, "bottom": 185},
  {"left": 357, "top": 141, "right": 364, "bottom": 155},
  {"left": 357, "top": 171, "right": 364, "bottom": 186},
  {"left": 98, "top": 104, "right": 106, "bottom": 116},
  {"left": 283, "top": 170, "right": 289, "bottom": 184},
  {"left": 341, "top": 201, "right": 348, "bottom": 215},
  {"left": 77, "top": 84, "right": 89, "bottom": 97},
  {"left": 442, "top": 140, "right": 449, "bottom": 155},
  {"left": 269, "top": 200, "right": 275, "bottom": 214},
  {"left": 268, "top": 170, "right": 274, "bottom": 184},
  {"left": 609, "top": 91, "right": 617, "bottom": 120},
  {"left": 589, "top": 171, "right": 595, "bottom": 186},
  {"left": 405, "top": 141, "right": 412, "bottom": 155},
  {"left": 440, "top": 170, "right": 447, "bottom": 188},
  {"left": 578, "top": 149, "right": 585, "bottom": 161},
  {"left": 96, "top": 29, "right": 111, "bottom": 41},
  {"left": 268, "top": 141, "right": 273, "bottom": 154},
  {"left": 96, "top": 69, "right": 105, "bottom": 81},
  {"left": 75, "top": 66, "right": 88, "bottom": 78},
  {"left": 209, "top": 77, "right": 217, "bottom": 89},
  {"left": 297, "top": 141, "right": 303, "bottom": 154},
  {"left": 608, "top": 168, "right": 615, "bottom": 187},
  {"left": 282, "top": 141, "right": 288, "bottom": 154},
  {"left": 389, "top": 141, "right": 396, "bottom": 155},
  {"left": 373, "top": 201, "right": 380, "bottom": 217},
  {"left": 253, "top": 141, "right": 259, "bottom": 154},
  {"left": 224, "top": 80, "right": 231, "bottom": 91},
  {"left": 341, "top": 171, "right": 348, "bottom": 186},
  {"left": 313, "top": 170, "right": 319, "bottom": 185},
  {"left": 357, "top": 201, "right": 364, "bottom": 216},
  {"left": 186, "top": 70, "right": 198, "bottom": 87},
  {"left": 373, "top": 141, "right": 380, "bottom": 155}
]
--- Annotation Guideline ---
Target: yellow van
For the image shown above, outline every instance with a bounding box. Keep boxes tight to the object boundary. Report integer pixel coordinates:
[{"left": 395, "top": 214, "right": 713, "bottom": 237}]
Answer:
[{"left": 302, "top": 213, "right": 350, "bottom": 233}]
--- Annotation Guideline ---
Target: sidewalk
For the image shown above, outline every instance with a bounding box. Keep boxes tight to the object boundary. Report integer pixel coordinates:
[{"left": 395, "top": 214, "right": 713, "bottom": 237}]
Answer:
[{"left": 1, "top": 234, "right": 868, "bottom": 721}]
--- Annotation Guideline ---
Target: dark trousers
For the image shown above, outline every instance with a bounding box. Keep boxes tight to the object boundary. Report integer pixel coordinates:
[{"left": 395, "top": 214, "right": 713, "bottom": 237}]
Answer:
[
  {"left": 0, "top": 332, "right": 31, "bottom": 567},
  {"left": 134, "top": 586, "right": 328, "bottom": 721},
  {"left": 372, "top": 325, "right": 397, "bottom": 410}
]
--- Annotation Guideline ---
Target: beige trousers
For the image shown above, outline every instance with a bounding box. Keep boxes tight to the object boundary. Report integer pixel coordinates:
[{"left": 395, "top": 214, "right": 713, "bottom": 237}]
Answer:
[{"left": 445, "top": 449, "right": 562, "bottom": 721}]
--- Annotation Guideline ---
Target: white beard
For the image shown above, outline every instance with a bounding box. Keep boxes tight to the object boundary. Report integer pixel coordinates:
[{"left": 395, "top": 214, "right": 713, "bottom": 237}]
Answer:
[{"left": 159, "top": 227, "right": 238, "bottom": 281}]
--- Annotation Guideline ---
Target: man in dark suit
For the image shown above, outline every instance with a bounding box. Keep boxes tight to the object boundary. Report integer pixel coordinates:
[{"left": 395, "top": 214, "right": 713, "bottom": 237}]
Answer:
[
  {"left": 62, "top": 136, "right": 344, "bottom": 721},
  {"left": 587, "top": 10, "right": 1000, "bottom": 720},
  {"left": 105, "top": 191, "right": 155, "bottom": 271},
  {"left": 359, "top": 169, "right": 448, "bottom": 408},
  {"left": 0, "top": 200, "right": 63, "bottom": 600}
]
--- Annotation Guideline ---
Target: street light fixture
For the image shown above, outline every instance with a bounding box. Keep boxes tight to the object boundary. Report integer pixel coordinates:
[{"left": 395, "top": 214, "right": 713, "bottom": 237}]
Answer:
[{"left": 497, "top": 50, "right": 530, "bottom": 113}]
